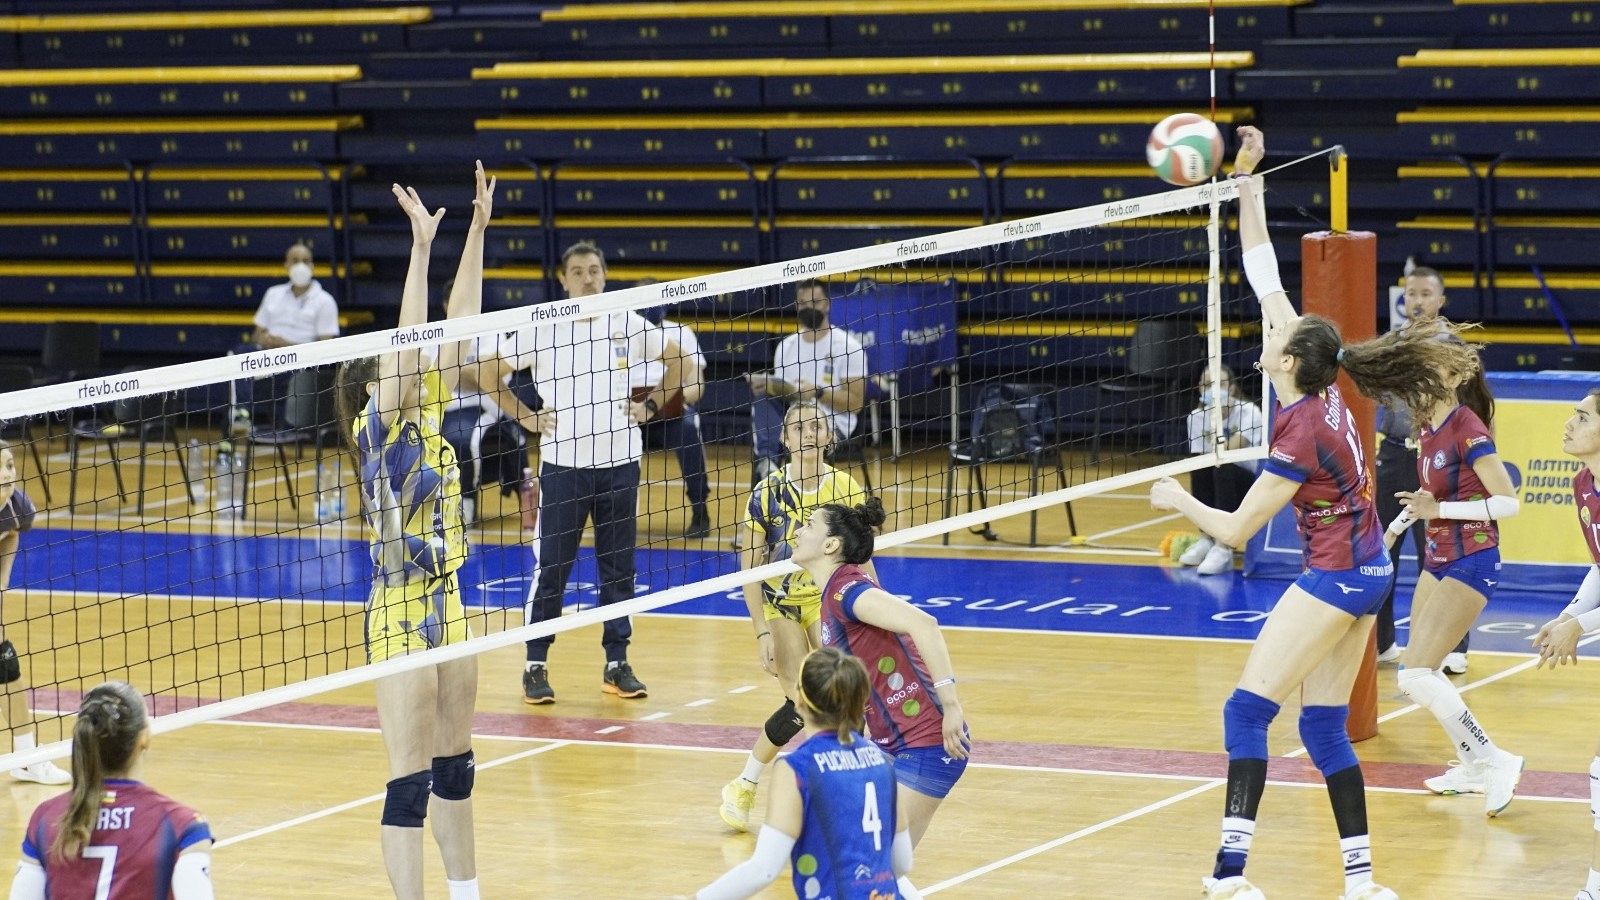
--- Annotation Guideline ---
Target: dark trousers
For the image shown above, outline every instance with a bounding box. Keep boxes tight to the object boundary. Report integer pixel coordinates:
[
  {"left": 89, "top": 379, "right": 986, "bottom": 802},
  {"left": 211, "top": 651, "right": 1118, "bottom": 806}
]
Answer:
[
  {"left": 641, "top": 406, "right": 709, "bottom": 507},
  {"left": 525, "top": 461, "right": 640, "bottom": 663},
  {"left": 440, "top": 408, "right": 527, "bottom": 503},
  {"left": 1374, "top": 440, "right": 1469, "bottom": 655},
  {"left": 1191, "top": 463, "right": 1256, "bottom": 520},
  {"left": 227, "top": 342, "right": 290, "bottom": 435}
]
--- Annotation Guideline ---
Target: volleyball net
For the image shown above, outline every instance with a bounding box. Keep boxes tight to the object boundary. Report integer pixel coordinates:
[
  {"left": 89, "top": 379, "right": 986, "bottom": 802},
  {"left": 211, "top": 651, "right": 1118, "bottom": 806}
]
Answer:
[{"left": 0, "top": 165, "right": 1295, "bottom": 771}]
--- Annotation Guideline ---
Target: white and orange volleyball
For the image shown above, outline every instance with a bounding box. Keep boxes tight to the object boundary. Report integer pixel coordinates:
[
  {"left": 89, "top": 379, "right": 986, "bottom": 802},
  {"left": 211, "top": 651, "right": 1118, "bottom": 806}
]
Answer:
[{"left": 1146, "top": 113, "right": 1225, "bottom": 186}]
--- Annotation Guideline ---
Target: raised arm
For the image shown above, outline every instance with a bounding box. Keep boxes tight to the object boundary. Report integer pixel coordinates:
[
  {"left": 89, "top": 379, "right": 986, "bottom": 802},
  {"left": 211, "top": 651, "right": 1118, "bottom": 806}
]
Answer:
[
  {"left": 377, "top": 185, "right": 443, "bottom": 427},
  {"left": 1232, "top": 126, "right": 1299, "bottom": 335},
  {"left": 437, "top": 161, "right": 496, "bottom": 386},
  {"left": 1151, "top": 470, "right": 1301, "bottom": 550}
]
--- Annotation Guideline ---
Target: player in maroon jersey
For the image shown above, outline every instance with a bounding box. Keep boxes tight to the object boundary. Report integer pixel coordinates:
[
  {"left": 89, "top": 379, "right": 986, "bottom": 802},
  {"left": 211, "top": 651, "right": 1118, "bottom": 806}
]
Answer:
[
  {"left": 789, "top": 496, "right": 966, "bottom": 897},
  {"left": 1385, "top": 348, "right": 1523, "bottom": 814},
  {"left": 1533, "top": 387, "right": 1600, "bottom": 900},
  {"left": 11, "top": 682, "right": 213, "bottom": 899},
  {"left": 1149, "top": 126, "right": 1480, "bottom": 900}
]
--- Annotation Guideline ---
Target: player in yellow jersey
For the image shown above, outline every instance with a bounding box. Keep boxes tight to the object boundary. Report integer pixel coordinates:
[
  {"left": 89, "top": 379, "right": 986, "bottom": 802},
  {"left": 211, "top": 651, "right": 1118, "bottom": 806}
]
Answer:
[
  {"left": 333, "top": 164, "right": 494, "bottom": 900},
  {"left": 719, "top": 400, "right": 870, "bottom": 830}
]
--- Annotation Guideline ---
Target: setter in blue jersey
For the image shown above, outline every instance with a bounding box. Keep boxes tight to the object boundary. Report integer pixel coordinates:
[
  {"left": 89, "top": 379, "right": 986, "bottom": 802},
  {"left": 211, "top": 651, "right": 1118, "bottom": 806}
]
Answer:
[{"left": 1150, "top": 126, "right": 1480, "bottom": 900}]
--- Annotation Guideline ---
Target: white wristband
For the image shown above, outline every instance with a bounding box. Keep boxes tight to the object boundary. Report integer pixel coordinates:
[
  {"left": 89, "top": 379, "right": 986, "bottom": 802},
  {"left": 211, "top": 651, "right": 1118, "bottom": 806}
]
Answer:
[
  {"left": 1242, "top": 243, "right": 1285, "bottom": 300},
  {"left": 1385, "top": 508, "right": 1417, "bottom": 537}
]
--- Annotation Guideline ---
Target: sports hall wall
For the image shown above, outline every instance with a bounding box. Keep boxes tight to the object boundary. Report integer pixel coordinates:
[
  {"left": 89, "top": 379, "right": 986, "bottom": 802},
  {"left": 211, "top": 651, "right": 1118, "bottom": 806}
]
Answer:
[{"left": 0, "top": 0, "right": 1596, "bottom": 443}]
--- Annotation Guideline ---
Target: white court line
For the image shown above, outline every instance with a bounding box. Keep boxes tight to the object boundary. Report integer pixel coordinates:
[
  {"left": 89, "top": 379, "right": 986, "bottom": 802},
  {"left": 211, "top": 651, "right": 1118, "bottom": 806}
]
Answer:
[
  {"left": 728, "top": 685, "right": 757, "bottom": 694},
  {"left": 1084, "top": 512, "right": 1182, "bottom": 543},
  {"left": 684, "top": 698, "right": 716, "bottom": 708},
  {"left": 929, "top": 632, "right": 1600, "bottom": 889},
  {"left": 594, "top": 725, "right": 624, "bottom": 735},
  {"left": 212, "top": 739, "right": 571, "bottom": 849},
  {"left": 641, "top": 711, "right": 671, "bottom": 721},
  {"left": 921, "top": 780, "right": 1224, "bottom": 895}
]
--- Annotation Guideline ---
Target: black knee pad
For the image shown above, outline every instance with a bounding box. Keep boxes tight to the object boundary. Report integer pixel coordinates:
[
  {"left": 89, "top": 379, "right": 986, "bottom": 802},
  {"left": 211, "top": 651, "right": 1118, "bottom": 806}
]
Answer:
[
  {"left": 0, "top": 641, "right": 19, "bottom": 684},
  {"left": 431, "top": 749, "right": 475, "bottom": 802},
  {"left": 381, "top": 770, "right": 431, "bottom": 827},
  {"left": 764, "top": 699, "right": 804, "bottom": 747}
]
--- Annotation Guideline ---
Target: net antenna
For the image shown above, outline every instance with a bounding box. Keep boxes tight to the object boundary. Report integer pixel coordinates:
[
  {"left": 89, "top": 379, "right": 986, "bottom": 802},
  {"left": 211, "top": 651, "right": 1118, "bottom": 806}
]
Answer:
[{"left": 0, "top": 156, "right": 1335, "bottom": 771}]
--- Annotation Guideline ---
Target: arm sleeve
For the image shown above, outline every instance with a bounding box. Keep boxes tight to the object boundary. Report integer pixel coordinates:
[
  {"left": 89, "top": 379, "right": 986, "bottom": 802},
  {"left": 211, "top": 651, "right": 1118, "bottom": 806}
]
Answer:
[
  {"left": 7, "top": 861, "right": 44, "bottom": 900},
  {"left": 1562, "top": 566, "right": 1600, "bottom": 622},
  {"left": 1436, "top": 496, "right": 1519, "bottom": 521},
  {"left": 316, "top": 293, "right": 340, "bottom": 337},
  {"left": 696, "top": 825, "right": 796, "bottom": 900},
  {"left": 172, "top": 850, "right": 215, "bottom": 900},
  {"left": 891, "top": 827, "right": 914, "bottom": 877},
  {"left": 1262, "top": 412, "right": 1313, "bottom": 484}
]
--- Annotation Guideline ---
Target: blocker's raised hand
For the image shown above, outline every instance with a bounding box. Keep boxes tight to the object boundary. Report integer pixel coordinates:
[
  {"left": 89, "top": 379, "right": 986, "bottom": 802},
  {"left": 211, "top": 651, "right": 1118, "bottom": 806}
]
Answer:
[{"left": 392, "top": 183, "right": 445, "bottom": 245}]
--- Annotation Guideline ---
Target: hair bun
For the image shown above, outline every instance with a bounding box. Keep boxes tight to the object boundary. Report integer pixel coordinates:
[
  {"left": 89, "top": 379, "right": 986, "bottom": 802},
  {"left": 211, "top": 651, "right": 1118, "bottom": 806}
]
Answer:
[{"left": 856, "top": 496, "right": 887, "bottom": 531}]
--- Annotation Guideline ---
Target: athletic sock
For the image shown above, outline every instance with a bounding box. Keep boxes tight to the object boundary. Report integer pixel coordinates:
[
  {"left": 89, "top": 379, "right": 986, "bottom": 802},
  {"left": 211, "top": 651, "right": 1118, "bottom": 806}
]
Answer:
[
  {"left": 446, "top": 878, "right": 480, "bottom": 900},
  {"left": 1326, "top": 766, "right": 1372, "bottom": 892},
  {"left": 1339, "top": 835, "right": 1373, "bottom": 894},
  {"left": 1216, "top": 814, "right": 1256, "bottom": 881},
  {"left": 740, "top": 754, "right": 765, "bottom": 785},
  {"left": 1215, "top": 689, "right": 1277, "bottom": 880}
]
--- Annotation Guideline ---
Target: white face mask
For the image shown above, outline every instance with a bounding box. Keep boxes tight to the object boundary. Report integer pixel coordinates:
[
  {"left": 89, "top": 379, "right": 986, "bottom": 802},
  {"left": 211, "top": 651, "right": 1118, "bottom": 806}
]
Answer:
[{"left": 288, "top": 261, "right": 313, "bottom": 288}]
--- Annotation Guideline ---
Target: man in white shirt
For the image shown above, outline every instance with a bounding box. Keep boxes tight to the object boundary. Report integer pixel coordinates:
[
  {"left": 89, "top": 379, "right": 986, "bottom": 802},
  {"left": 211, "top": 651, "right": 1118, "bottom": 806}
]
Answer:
[
  {"left": 472, "top": 243, "right": 684, "bottom": 705},
  {"left": 746, "top": 279, "right": 867, "bottom": 480},
  {"left": 1179, "top": 363, "right": 1266, "bottom": 575},
  {"left": 231, "top": 242, "right": 340, "bottom": 432},
  {"left": 629, "top": 295, "right": 711, "bottom": 539}
]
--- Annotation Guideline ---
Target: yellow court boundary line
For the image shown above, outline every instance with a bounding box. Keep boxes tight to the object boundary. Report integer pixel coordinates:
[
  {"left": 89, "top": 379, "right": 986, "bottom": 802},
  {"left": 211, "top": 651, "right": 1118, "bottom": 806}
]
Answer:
[{"left": 0, "top": 65, "right": 361, "bottom": 87}]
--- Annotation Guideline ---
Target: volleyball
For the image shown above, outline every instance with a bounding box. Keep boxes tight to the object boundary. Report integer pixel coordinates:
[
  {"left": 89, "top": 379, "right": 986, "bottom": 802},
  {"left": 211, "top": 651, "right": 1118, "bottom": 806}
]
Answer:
[{"left": 1146, "top": 113, "right": 1225, "bottom": 186}]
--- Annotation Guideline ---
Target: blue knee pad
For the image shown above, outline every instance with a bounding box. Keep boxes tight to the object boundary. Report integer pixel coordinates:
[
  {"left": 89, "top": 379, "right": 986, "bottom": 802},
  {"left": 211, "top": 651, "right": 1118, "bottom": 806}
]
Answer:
[
  {"left": 431, "top": 749, "right": 476, "bottom": 802},
  {"left": 1299, "top": 705, "right": 1359, "bottom": 776},
  {"left": 382, "top": 770, "right": 432, "bottom": 827},
  {"left": 1222, "top": 689, "right": 1280, "bottom": 761}
]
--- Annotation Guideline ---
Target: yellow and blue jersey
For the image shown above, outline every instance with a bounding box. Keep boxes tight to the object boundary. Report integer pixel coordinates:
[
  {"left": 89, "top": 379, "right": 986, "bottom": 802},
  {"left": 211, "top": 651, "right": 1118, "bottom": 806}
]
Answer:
[
  {"left": 353, "top": 366, "right": 467, "bottom": 587},
  {"left": 744, "top": 464, "right": 865, "bottom": 607}
]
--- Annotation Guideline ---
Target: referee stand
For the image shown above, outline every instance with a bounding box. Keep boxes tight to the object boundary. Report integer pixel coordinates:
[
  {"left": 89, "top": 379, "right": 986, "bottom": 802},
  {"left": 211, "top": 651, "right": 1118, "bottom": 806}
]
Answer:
[{"left": 1299, "top": 148, "right": 1382, "bottom": 741}]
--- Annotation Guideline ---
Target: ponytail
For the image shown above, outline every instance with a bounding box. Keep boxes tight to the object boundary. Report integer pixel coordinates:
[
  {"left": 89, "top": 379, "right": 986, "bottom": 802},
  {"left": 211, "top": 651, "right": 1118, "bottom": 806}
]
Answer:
[
  {"left": 817, "top": 496, "right": 887, "bottom": 565},
  {"left": 334, "top": 356, "right": 380, "bottom": 452},
  {"left": 1336, "top": 317, "right": 1482, "bottom": 421},
  {"left": 52, "top": 682, "right": 146, "bottom": 862},
  {"left": 797, "top": 647, "right": 871, "bottom": 745}
]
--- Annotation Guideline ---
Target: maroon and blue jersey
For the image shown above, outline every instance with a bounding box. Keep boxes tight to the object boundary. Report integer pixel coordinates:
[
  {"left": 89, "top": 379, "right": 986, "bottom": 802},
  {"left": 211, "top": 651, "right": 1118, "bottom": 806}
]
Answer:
[
  {"left": 1418, "top": 405, "right": 1499, "bottom": 566},
  {"left": 820, "top": 564, "right": 946, "bottom": 755},
  {"left": 1263, "top": 384, "right": 1384, "bottom": 571},
  {"left": 1576, "top": 467, "right": 1600, "bottom": 566},
  {"left": 786, "top": 731, "right": 902, "bottom": 900},
  {"left": 22, "top": 780, "right": 211, "bottom": 900}
]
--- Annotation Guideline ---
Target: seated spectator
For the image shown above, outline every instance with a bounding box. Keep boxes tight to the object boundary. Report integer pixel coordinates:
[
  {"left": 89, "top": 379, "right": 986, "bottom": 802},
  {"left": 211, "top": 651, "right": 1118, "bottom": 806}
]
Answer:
[
  {"left": 629, "top": 289, "right": 712, "bottom": 539},
  {"left": 230, "top": 241, "right": 339, "bottom": 433},
  {"left": 440, "top": 334, "right": 529, "bottom": 528},
  {"left": 747, "top": 280, "right": 867, "bottom": 483},
  {"left": 1179, "top": 364, "right": 1266, "bottom": 575}
]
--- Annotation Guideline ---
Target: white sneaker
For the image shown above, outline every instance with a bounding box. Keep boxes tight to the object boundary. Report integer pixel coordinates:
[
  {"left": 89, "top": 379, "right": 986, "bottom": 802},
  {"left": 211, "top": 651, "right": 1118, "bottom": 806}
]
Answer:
[
  {"left": 1376, "top": 644, "right": 1402, "bottom": 664},
  {"left": 1443, "top": 651, "right": 1468, "bottom": 675},
  {"left": 1180, "top": 536, "right": 1216, "bottom": 566},
  {"left": 1202, "top": 876, "right": 1265, "bottom": 899},
  {"left": 1484, "top": 750, "right": 1524, "bottom": 817},
  {"left": 1574, "top": 890, "right": 1599, "bottom": 900},
  {"left": 1197, "top": 543, "right": 1234, "bottom": 576},
  {"left": 1423, "top": 758, "right": 1487, "bottom": 795},
  {"left": 1343, "top": 884, "right": 1398, "bottom": 900},
  {"left": 10, "top": 761, "right": 70, "bottom": 785}
]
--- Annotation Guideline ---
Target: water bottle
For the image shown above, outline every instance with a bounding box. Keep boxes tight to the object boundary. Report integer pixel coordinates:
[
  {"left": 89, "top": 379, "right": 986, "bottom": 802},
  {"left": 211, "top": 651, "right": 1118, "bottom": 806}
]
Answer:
[
  {"left": 229, "top": 447, "right": 246, "bottom": 518},
  {"left": 315, "top": 457, "right": 345, "bottom": 524},
  {"left": 214, "top": 443, "right": 236, "bottom": 516},
  {"left": 186, "top": 439, "right": 206, "bottom": 500},
  {"left": 519, "top": 467, "right": 538, "bottom": 532}
]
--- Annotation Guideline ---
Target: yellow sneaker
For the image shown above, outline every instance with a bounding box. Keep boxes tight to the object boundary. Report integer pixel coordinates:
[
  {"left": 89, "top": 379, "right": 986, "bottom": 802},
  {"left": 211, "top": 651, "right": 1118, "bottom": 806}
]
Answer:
[{"left": 719, "top": 777, "right": 757, "bottom": 832}]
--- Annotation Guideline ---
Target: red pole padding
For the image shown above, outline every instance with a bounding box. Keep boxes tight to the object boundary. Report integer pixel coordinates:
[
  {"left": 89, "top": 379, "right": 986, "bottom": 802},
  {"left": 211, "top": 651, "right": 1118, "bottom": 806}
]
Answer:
[{"left": 1300, "top": 229, "right": 1380, "bottom": 742}]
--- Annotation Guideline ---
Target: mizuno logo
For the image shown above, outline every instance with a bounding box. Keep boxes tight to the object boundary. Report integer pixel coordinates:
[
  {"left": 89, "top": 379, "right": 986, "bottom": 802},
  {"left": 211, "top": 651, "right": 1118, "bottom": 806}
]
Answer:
[
  {"left": 1484, "top": 580, "right": 1497, "bottom": 587},
  {"left": 1335, "top": 582, "right": 1365, "bottom": 595}
]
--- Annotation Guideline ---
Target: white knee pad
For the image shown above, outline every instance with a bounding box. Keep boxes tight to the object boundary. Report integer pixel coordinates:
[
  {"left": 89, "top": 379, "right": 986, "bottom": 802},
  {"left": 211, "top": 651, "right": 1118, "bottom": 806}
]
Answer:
[{"left": 1396, "top": 667, "right": 1445, "bottom": 707}]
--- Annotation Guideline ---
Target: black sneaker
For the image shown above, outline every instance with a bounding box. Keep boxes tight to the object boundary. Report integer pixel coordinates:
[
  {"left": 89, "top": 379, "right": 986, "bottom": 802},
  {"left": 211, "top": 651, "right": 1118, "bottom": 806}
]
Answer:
[
  {"left": 522, "top": 666, "right": 554, "bottom": 705},
  {"left": 601, "top": 661, "right": 647, "bottom": 699},
  {"left": 684, "top": 506, "right": 712, "bottom": 540}
]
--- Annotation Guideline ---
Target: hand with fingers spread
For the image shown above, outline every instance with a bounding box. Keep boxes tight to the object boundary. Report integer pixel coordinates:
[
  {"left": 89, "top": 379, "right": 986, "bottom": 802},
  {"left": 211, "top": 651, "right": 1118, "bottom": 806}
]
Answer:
[
  {"left": 1233, "top": 125, "right": 1264, "bottom": 176},
  {"left": 392, "top": 183, "right": 444, "bottom": 246},
  {"left": 468, "top": 159, "right": 496, "bottom": 234},
  {"left": 1396, "top": 488, "right": 1439, "bottom": 521}
]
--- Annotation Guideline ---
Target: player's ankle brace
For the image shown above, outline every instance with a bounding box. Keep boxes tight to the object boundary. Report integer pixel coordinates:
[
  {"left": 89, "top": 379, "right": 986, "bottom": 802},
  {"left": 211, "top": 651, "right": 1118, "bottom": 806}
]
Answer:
[
  {"left": 1222, "top": 689, "right": 1279, "bottom": 761},
  {"left": 1298, "top": 705, "right": 1359, "bottom": 777},
  {"left": 764, "top": 699, "right": 804, "bottom": 747},
  {"left": 381, "top": 770, "right": 431, "bottom": 827},
  {"left": 431, "top": 749, "right": 475, "bottom": 801}
]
